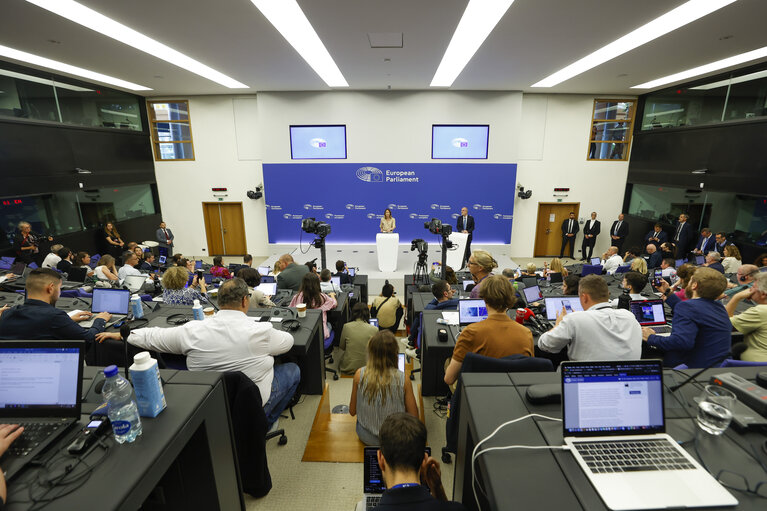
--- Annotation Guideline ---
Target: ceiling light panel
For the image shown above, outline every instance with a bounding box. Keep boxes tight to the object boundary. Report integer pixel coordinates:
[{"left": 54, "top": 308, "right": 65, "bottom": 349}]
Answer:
[
  {"left": 0, "top": 44, "right": 150, "bottom": 91},
  {"left": 532, "top": 0, "right": 738, "bottom": 88},
  {"left": 431, "top": 0, "right": 515, "bottom": 87},
  {"left": 250, "top": 0, "right": 348, "bottom": 87},
  {"left": 689, "top": 68, "right": 767, "bottom": 90},
  {"left": 633, "top": 46, "right": 767, "bottom": 89},
  {"left": 25, "top": 0, "right": 248, "bottom": 88}
]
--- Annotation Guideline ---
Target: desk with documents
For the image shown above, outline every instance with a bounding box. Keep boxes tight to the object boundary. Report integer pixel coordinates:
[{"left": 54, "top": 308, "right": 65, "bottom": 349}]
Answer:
[
  {"left": 453, "top": 367, "right": 767, "bottom": 511},
  {"left": 6, "top": 368, "right": 243, "bottom": 511}
]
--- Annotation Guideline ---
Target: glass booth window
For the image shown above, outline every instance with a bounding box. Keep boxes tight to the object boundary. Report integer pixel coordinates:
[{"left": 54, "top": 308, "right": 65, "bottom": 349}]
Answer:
[
  {"left": 588, "top": 100, "right": 636, "bottom": 161},
  {"left": 147, "top": 100, "right": 195, "bottom": 161}
]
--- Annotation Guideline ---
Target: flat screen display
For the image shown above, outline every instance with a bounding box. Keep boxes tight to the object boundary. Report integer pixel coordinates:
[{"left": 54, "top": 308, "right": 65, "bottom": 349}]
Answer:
[
  {"left": 290, "top": 125, "right": 347, "bottom": 159},
  {"left": 432, "top": 125, "right": 489, "bottom": 159}
]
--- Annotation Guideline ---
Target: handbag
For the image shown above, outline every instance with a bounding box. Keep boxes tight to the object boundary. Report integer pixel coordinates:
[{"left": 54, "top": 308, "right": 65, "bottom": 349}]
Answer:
[{"left": 370, "top": 296, "right": 390, "bottom": 319}]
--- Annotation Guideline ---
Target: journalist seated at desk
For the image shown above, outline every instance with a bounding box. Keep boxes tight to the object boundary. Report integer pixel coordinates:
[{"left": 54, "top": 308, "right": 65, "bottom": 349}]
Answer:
[
  {"left": 113, "top": 278, "right": 299, "bottom": 427},
  {"left": 237, "top": 266, "right": 276, "bottom": 308},
  {"left": 407, "top": 281, "right": 460, "bottom": 349},
  {"left": 276, "top": 254, "right": 309, "bottom": 292},
  {"left": 339, "top": 302, "right": 379, "bottom": 375},
  {"left": 726, "top": 272, "right": 767, "bottom": 362},
  {"left": 444, "top": 276, "right": 533, "bottom": 387},
  {"left": 0, "top": 268, "right": 114, "bottom": 347},
  {"left": 161, "top": 266, "right": 207, "bottom": 305},
  {"left": 334, "top": 260, "right": 353, "bottom": 285},
  {"left": 642, "top": 267, "right": 731, "bottom": 368},
  {"left": 370, "top": 413, "right": 467, "bottom": 511},
  {"left": 609, "top": 271, "right": 646, "bottom": 307},
  {"left": 537, "top": 275, "right": 641, "bottom": 361}
]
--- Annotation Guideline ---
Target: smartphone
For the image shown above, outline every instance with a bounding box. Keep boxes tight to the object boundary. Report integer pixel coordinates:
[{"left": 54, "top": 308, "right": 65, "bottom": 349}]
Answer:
[
  {"left": 564, "top": 303, "right": 573, "bottom": 313},
  {"left": 369, "top": 318, "right": 379, "bottom": 327}
]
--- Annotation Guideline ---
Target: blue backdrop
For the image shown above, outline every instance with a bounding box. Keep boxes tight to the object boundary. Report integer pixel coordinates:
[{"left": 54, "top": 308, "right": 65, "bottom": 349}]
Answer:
[{"left": 263, "top": 163, "right": 516, "bottom": 244}]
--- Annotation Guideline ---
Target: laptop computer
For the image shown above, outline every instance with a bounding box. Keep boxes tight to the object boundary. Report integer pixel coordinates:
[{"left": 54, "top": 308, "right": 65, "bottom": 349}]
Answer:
[
  {"left": 79, "top": 288, "right": 130, "bottom": 327},
  {"left": 0, "top": 340, "right": 85, "bottom": 480},
  {"left": 255, "top": 282, "right": 277, "bottom": 296},
  {"left": 523, "top": 285, "right": 543, "bottom": 304},
  {"left": 330, "top": 276, "right": 341, "bottom": 289},
  {"left": 695, "top": 255, "right": 705, "bottom": 265},
  {"left": 561, "top": 360, "right": 738, "bottom": 510},
  {"left": 543, "top": 296, "right": 583, "bottom": 321},
  {"left": 10, "top": 262, "right": 26, "bottom": 275},
  {"left": 675, "top": 258, "right": 686, "bottom": 267},
  {"left": 458, "top": 299, "right": 488, "bottom": 326},
  {"left": 590, "top": 257, "right": 601, "bottom": 265},
  {"left": 257, "top": 266, "right": 270, "bottom": 276},
  {"left": 521, "top": 276, "right": 538, "bottom": 288},
  {"left": 629, "top": 299, "right": 672, "bottom": 335},
  {"left": 548, "top": 272, "right": 563, "bottom": 284},
  {"left": 122, "top": 274, "right": 147, "bottom": 293},
  {"left": 363, "top": 446, "right": 430, "bottom": 510}
]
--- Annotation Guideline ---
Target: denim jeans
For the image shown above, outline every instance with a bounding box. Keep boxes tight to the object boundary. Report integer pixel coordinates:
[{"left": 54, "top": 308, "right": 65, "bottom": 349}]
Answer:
[{"left": 263, "top": 362, "right": 300, "bottom": 428}]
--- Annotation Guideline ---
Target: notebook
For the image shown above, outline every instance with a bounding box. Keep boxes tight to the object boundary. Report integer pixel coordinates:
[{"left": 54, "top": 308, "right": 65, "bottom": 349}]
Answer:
[
  {"left": 629, "top": 299, "right": 671, "bottom": 335},
  {"left": 561, "top": 360, "right": 737, "bottom": 510},
  {"left": 363, "top": 446, "right": 430, "bottom": 510},
  {"left": 543, "top": 296, "right": 583, "bottom": 321},
  {"left": 522, "top": 285, "right": 543, "bottom": 304},
  {"left": 0, "top": 341, "right": 85, "bottom": 480},
  {"left": 458, "top": 299, "right": 488, "bottom": 326},
  {"left": 590, "top": 257, "right": 601, "bottom": 265}
]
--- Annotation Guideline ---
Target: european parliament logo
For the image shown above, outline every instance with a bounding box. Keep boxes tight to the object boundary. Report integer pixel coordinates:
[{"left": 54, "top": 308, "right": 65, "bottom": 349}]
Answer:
[
  {"left": 356, "top": 167, "right": 383, "bottom": 182},
  {"left": 451, "top": 137, "right": 469, "bottom": 148},
  {"left": 310, "top": 138, "right": 327, "bottom": 148}
]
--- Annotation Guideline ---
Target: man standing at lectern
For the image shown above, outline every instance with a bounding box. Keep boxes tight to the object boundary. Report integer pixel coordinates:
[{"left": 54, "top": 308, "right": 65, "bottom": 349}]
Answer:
[{"left": 457, "top": 207, "right": 474, "bottom": 270}]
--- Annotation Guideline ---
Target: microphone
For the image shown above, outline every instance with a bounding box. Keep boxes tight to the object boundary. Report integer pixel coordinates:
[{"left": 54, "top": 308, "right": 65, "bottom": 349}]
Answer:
[
  {"left": 669, "top": 352, "right": 730, "bottom": 393},
  {"left": 120, "top": 324, "right": 132, "bottom": 382}
]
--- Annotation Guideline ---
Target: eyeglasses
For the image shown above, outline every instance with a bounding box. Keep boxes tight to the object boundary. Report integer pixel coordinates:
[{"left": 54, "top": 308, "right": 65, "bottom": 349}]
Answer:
[
  {"left": 717, "top": 470, "right": 767, "bottom": 499},
  {"left": 467, "top": 261, "right": 479, "bottom": 266}
]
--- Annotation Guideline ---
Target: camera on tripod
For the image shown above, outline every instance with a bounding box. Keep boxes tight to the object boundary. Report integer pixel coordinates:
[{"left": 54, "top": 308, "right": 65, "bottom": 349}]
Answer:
[
  {"left": 424, "top": 218, "right": 452, "bottom": 238},
  {"left": 410, "top": 238, "right": 428, "bottom": 263},
  {"left": 302, "top": 218, "right": 331, "bottom": 238}
]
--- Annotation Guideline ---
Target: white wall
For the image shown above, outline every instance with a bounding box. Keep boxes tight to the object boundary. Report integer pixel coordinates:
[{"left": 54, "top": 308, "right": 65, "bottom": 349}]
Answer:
[
  {"left": 153, "top": 92, "right": 633, "bottom": 259},
  {"left": 511, "top": 94, "right": 633, "bottom": 258}
]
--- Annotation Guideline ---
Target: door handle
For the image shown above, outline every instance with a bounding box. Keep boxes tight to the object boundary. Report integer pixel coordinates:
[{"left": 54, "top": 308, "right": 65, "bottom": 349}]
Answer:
[
  {"left": 545, "top": 229, "right": 551, "bottom": 234},
  {"left": 223, "top": 228, "right": 227, "bottom": 234}
]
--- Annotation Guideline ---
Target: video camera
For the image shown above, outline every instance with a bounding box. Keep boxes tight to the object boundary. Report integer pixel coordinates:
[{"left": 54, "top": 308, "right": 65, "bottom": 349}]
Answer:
[
  {"left": 424, "top": 218, "right": 452, "bottom": 237},
  {"left": 410, "top": 238, "right": 428, "bottom": 255},
  {"left": 301, "top": 218, "right": 331, "bottom": 238}
]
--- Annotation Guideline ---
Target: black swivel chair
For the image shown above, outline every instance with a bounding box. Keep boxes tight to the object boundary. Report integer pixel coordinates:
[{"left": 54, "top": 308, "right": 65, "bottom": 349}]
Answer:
[{"left": 442, "top": 352, "right": 553, "bottom": 463}]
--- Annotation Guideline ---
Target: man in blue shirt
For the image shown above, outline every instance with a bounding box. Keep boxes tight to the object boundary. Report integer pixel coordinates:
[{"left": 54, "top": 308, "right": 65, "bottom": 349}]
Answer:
[
  {"left": 642, "top": 267, "right": 731, "bottom": 368},
  {"left": 406, "top": 281, "right": 459, "bottom": 351},
  {"left": 0, "top": 269, "right": 114, "bottom": 354}
]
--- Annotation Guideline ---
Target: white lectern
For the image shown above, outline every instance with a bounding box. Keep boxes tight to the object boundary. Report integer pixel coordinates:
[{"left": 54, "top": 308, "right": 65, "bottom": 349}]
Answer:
[
  {"left": 376, "top": 233, "right": 399, "bottom": 272},
  {"left": 446, "top": 232, "right": 469, "bottom": 269}
]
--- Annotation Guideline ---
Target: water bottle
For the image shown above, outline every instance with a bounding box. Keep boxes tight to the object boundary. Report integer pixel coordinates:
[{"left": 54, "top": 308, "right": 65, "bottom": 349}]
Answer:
[
  {"left": 102, "top": 365, "right": 143, "bottom": 444},
  {"left": 130, "top": 352, "right": 166, "bottom": 418},
  {"left": 130, "top": 294, "right": 143, "bottom": 319},
  {"left": 192, "top": 299, "right": 204, "bottom": 321}
]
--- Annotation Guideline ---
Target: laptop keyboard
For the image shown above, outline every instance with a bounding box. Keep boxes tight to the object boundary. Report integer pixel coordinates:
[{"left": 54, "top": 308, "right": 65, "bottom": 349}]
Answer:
[
  {"left": 7, "top": 422, "right": 64, "bottom": 457},
  {"left": 574, "top": 439, "right": 695, "bottom": 473},
  {"left": 651, "top": 325, "right": 672, "bottom": 334},
  {"left": 365, "top": 495, "right": 381, "bottom": 510}
]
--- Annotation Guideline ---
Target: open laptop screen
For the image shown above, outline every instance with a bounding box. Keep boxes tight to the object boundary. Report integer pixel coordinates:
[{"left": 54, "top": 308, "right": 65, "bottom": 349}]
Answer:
[
  {"left": 695, "top": 255, "right": 705, "bottom": 265},
  {"left": 0, "top": 342, "right": 84, "bottom": 417},
  {"left": 543, "top": 297, "right": 584, "bottom": 321},
  {"left": 91, "top": 288, "right": 130, "bottom": 315},
  {"left": 364, "top": 446, "right": 431, "bottom": 494},
  {"left": 462, "top": 280, "right": 474, "bottom": 291},
  {"left": 330, "top": 276, "right": 341, "bottom": 289},
  {"left": 256, "top": 282, "right": 277, "bottom": 296},
  {"left": 629, "top": 299, "right": 666, "bottom": 326},
  {"left": 257, "top": 266, "right": 270, "bottom": 276},
  {"left": 458, "top": 299, "right": 488, "bottom": 324},
  {"left": 561, "top": 360, "right": 665, "bottom": 436},
  {"left": 347, "top": 268, "right": 356, "bottom": 277},
  {"left": 523, "top": 285, "right": 542, "bottom": 303},
  {"left": 590, "top": 257, "right": 601, "bottom": 265}
]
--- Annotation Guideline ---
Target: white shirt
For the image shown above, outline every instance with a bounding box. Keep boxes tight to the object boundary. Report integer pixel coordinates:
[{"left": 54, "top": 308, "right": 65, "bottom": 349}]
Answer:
[
  {"left": 537, "top": 303, "right": 641, "bottom": 361},
  {"left": 117, "top": 264, "right": 142, "bottom": 281},
  {"left": 722, "top": 257, "right": 742, "bottom": 274},
  {"left": 602, "top": 254, "right": 624, "bottom": 274},
  {"left": 42, "top": 253, "right": 61, "bottom": 269},
  {"left": 128, "top": 309, "right": 294, "bottom": 404},
  {"left": 661, "top": 267, "right": 678, "bottom": 281},
  {"left": 94, "top": 265, "right": 113, "bottom": 281},
  {"left": 320, "top": 281, "right": 340, "bottom": 295}
]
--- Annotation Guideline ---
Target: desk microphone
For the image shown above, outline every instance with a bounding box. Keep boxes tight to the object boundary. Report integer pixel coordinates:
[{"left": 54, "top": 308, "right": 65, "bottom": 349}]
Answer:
[{"left": 120, "top": 323, "right": 132, "bottom": 382}]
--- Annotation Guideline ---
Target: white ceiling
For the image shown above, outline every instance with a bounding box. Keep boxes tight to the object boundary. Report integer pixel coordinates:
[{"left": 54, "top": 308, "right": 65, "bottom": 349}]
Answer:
[{"left": 2, "top": 0, "right": 767, "bottom": 97}]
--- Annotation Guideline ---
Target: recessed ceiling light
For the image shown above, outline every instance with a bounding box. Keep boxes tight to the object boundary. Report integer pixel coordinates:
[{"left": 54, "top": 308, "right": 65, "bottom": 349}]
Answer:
[
  {"left": 688, "top": 68, "right": 767, "bottom": 90},
  {"left": 250, "top": 0, "right": 348, "bottom": 87},
  {"left": 431, "top": 0, "right": 515, "bottom": 87},
  {"left": 632, "top": 45, "right": 767, "bottom": 89},
  {"left": 25, "top": 0, "right": 247, "bottom": 88},
  {"left": 532, "top": 0, "right": 737, "bottom": 88},
  {"left": 0, "top": 45, "right": 149, "bottom": 91}
]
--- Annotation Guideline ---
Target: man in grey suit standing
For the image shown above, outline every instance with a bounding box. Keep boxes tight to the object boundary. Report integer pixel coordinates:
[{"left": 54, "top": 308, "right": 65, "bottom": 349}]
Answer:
[
  {"left": 276, "top": 254, "right": 309, "bottom": 291},
  {"left": 156, "top": 222, "right": 174, "bottom": 253}
]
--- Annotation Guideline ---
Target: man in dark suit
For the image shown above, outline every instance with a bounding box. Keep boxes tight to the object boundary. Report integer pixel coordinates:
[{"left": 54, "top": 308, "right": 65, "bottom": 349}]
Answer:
[
  {"left": 581, "top": 211, "right": 600, "bottom": 261},
  {"left": 559, "top": 212, "right": 579, "bottom": 259},
  {"left": 645, "top": 243, "right": 662, "bottom": 269},
  {"left": 643, "top": 223, "right": 668, "bottom": 249},
  {"left": 333, "top": 260, "right": 352, "bottom": 285},
  {"left": 714, "top": 232, "right": 731, "bottom": 256},
  {"left": 610, "top": 213, "right": 629, "bottom": 252},
  {"left": 156, "top": 221, "right": 174, "bottom": 252},
  {"left": 692, "top": 227, "right": 716, "bottom": 257},
  {"left": 456, "top": 206, "right": 475, "bottom": 269},
  {"left": 672, "top": 213, "right": 694, "bottom": 259},
  {"left": 276, "top": 254, "right": 309, "bottom": 291}
]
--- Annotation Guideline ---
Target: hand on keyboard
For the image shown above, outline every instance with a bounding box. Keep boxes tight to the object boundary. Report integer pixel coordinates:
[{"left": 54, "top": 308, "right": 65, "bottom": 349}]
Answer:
[{"left": 0, "top": 424, "right": 24, "bottom": 457}]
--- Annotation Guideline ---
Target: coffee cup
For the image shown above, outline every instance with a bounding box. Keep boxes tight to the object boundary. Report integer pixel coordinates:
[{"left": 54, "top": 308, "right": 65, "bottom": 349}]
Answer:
[
  {"left": 296, "top": 303, "right": 307, "bottom": 318},
  {"left": 203, "top": 307, "right": 215, "bottom": 317}
]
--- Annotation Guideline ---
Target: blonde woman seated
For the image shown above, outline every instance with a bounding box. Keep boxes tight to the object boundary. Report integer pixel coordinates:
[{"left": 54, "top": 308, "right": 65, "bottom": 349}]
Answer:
[
  {"left": 546, "top": 258, "right": 569, "bottom": 278},
  {"left": 162, "top": 266, "right": 207, "bottom": 305},
  {"left": 519, "top": 263, "right": 537, "bottom": 277},
  {"left": 630, "top": 257, "right": 648, "bottom": 275},
  {"left": 468, "top": 250, "right": 498, "bottom": 298},
  {"left": 339, "top": 303, "right": 379, "bottom": 375},
  {"left": 722, "top": 245, "right": 742, "bottom": 274},
  {"left": 349, "top": 330, "right": 418, "bottom": 445},
  {"left": 94, "top": 254, "right": 119, "bottom": 282}
]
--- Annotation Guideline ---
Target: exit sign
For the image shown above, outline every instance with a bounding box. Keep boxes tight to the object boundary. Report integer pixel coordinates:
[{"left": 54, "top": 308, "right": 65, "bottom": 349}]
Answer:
[
  {"left": 554, "top": 187, "right": 570, "bottom": 192},
  {"left": 212, "top": 187, "right": 228, "bottom": 192}
]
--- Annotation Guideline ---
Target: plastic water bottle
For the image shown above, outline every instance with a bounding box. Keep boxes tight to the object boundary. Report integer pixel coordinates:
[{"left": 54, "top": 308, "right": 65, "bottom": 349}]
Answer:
[
  {"left": 102, "top": 365, "right": 143, "bottom": 444},
  {"left": 192, "top": 299, "right": 204, "bottom": 321},
  {"left": 130, "top": 294, "right": 143, "bottom": 318},
  {"left": 130, "top": 352, "right": 166, "bottom": 418}
]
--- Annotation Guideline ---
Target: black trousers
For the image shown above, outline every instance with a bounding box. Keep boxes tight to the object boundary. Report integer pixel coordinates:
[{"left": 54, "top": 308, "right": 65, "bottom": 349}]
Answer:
[
  {"left": 560, "top": 235, "right": 575, "bottom": 258},
  {"left": 581, "top": 236, "right": 596, "bottom": 260},
  {"left": 462, "top": 235, "right": 472, "bottom": 268},
  {"left": 612, "top": 238, "right": 625, "bottom": 252}
]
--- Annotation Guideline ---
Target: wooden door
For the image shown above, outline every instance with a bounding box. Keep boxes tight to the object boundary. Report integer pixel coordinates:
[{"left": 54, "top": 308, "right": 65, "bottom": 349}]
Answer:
[
  {"left": 534, "top": 203, "right": 580, "bottom": 257},
  {"left": 220, "top": 203, "right": 247, "bottom": 255},
  {"left": 202, "top": 203, "right": 224, "bottom": 255}
]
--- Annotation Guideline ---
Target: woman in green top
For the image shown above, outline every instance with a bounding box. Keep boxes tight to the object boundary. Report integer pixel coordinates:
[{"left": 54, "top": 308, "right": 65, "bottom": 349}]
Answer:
[{"left": 339, "top": 303, "right": 379, "bottom": 374}]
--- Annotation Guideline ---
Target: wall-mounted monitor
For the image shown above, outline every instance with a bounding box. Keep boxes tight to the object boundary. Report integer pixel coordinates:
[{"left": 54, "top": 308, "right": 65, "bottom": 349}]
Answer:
[
  {"left": 432, "top": 124, "right": 489, "bottom": 159},
  {"left": 290, "top": 125, "right": 347, "bottom": 159}
]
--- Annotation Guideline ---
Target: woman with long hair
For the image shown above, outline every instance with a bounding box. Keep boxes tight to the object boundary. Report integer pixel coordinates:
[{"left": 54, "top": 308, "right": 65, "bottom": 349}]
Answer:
[
  {"left": 630, "top": 257, "right": 648, "bottom": 275},
  {"left": 547, "top": 257, "right": 569, "bottom": 278},
  {"left": 210, "top": 255, "right": 232, "bottom": 279},
  {"left": 94, "top": 254, "right": 119, "bottom": 282},
  {"left": 380, "top": 208, "right": 396, "bottom": 233},
  {"left": 722, "top": 245, "right": 742, "bottom": 274},
  {"left": 289, "top": 273, "right": 337, "bottom": 339},
  {"left": 349, "top": 330, "right": 417, "bottom": 445},
  {"left": 103, "top": 222, "right": 124, "bottom": 257}
]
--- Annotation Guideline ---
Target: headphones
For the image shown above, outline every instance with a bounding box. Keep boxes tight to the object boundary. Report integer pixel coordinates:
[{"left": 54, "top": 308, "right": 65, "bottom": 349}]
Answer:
[
  {"left": 166, "top": 313, "right": 191, "bottom": 325},
  {"left": 738, "top": 270, "right": 757, "bottom": 283},
  {"left": 275, "top": 307, "right": 301, "bottom": 332}
]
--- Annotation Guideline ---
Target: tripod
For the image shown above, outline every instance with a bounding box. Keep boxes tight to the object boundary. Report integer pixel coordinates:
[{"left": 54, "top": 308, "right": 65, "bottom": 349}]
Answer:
[
  {"left": 311, "top": 236, "right": 328, "bottom": 270},
  {"left": 414, "top": 252, "right": 428, "bottom": 284}
]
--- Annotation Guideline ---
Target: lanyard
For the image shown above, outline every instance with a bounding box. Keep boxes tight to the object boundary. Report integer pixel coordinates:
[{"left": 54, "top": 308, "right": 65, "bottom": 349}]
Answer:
[{"left": 390, "top": 483, "right": 420, "bottom": 490}]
